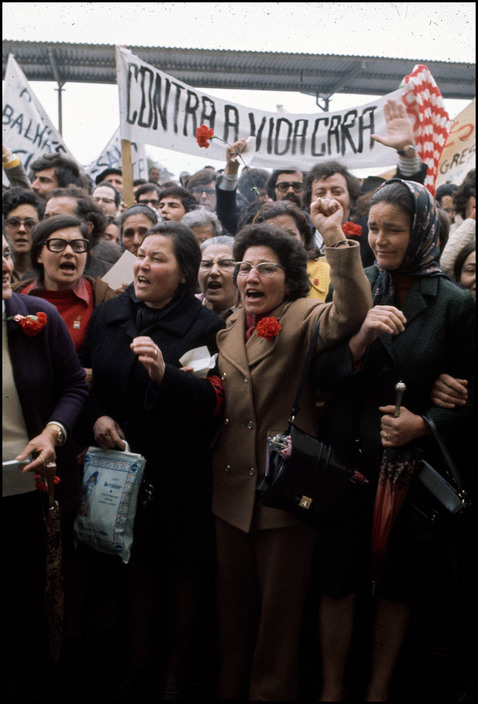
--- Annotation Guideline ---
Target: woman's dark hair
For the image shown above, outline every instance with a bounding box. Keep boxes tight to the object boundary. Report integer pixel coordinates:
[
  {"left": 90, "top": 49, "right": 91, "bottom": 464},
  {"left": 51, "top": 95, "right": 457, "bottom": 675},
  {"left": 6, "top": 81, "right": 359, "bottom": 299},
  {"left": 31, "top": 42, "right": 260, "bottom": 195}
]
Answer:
[
  {"left": 252, "top": 200, "right": 313, "bottom": 250},
  {"left": 233, "top": 223, "right": 309, "bottom": 301},
  {"left": 30, "top": 214, "right": 89, "bottom": 280},
  {"left": 301, "top": 161, "right": 361, "bottom": 210},
  {"left": 453, "top": 241, "right": 475, "bottom": 282},
  {"left": 143, "top": 221, "right": 202, "bottom": 293},
  {"left": 453, "top": 169, "right": 475, "bottom": 219},
  {"left": 2, "top": 187, "right": 45, "bottom": 219},
  {"left": 120, "top": 204, "right": 158, "bottom": 233},
  {"left": 369, "top": 180, "right": 414, "bottom": 229}
]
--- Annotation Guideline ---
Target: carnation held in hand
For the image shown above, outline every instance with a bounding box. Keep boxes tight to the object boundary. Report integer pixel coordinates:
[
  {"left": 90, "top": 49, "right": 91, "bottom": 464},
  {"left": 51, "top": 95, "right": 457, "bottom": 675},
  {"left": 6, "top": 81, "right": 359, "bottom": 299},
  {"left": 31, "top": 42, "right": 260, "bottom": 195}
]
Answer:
[{"left": 196, "top": 124, "right": 215, "bottom": 148}]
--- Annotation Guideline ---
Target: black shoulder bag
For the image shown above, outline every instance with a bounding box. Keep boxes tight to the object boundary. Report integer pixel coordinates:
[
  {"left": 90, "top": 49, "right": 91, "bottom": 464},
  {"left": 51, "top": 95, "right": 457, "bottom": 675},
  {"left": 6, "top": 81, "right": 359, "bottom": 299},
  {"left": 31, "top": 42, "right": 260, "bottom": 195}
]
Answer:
[
  {"left": 256, "top": 314, "right": 369, "bottom": 529},
  {"left": 410, "top": 413, "right": 472, "bottom": 526}
]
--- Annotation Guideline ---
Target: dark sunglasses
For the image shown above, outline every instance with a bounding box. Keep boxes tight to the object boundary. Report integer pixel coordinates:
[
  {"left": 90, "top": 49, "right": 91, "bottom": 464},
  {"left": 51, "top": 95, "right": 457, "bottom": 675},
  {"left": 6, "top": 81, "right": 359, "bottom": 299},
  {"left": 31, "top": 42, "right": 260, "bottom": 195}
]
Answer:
[{"left": 275, "top": 182, "right": 304, "bottom": 193}]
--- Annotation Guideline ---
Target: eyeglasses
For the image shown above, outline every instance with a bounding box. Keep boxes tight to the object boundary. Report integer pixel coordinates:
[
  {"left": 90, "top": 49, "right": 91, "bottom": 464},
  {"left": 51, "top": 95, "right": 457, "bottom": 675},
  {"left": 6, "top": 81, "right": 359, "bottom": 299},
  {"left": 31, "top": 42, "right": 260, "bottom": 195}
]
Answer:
[
  {"left": 190, "top": 187, "right": 216, "bottom": 197},
  {"left": 139, "top": 198, "right": 160, "bottom": 207},
  {"left": 44, "top": 238, "right": 90, "bottom": 253},
  {"left": 235, "top": 262, "right": 285, "bottom": 277},
  {"left": 5, "top": 217, "right": 38, "bottom": 231},
  {"left": 275, "top": 181, "right": 304, "bottom": 193},
  {"left": 93, "top": 196, "right": 116, "bottom": 205},
  {"left": 443, "top": 207, "right": 456, "bottom": 216},
  {"left": 200, "top": 258, "right": 235, "bottom": 271}
]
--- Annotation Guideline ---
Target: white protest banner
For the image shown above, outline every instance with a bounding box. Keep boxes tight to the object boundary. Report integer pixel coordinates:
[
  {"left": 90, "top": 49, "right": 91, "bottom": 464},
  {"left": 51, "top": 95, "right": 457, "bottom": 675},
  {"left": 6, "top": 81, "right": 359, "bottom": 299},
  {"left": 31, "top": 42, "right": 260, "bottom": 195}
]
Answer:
[
  {"left": 116, "top": 47, "right": 450, "bottom": 190},
  {"left": 436, "top": 98, "right": 475, "bottom": 188},
  {"left": 83, "top": 126, "right": 149, "bottom": 183},
  {"left": 117, "top": 46, "right": 407, "bottom": 173},
  {"left": 2, "top": 53, "right": 78, "bottom": 179}
]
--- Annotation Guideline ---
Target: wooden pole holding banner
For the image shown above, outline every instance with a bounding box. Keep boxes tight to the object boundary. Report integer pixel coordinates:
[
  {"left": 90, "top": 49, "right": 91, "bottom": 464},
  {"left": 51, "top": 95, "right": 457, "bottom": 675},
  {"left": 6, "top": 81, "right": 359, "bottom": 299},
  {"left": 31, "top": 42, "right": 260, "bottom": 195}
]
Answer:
[{"left": 115, "top": 46, "right": 135, "bottom": 207}]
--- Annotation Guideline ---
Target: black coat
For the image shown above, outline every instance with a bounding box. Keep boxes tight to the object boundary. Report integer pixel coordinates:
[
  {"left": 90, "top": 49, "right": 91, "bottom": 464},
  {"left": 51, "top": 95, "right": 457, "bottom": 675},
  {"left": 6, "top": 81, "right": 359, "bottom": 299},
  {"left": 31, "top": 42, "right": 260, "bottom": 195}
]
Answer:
[
  {"left": 78, "top": 288, "right": 225, "bottom": 523},
  {"left": 311, "top": 270, "right": 475, "bottom": 600}
]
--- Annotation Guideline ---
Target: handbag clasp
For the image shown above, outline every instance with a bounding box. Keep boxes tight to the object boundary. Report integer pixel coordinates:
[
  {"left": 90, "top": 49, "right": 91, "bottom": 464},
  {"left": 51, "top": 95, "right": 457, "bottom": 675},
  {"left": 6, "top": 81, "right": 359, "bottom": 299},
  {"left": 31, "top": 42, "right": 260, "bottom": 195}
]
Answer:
[{"left": 299, "top": 495, "right": 313, "bottom": 509}]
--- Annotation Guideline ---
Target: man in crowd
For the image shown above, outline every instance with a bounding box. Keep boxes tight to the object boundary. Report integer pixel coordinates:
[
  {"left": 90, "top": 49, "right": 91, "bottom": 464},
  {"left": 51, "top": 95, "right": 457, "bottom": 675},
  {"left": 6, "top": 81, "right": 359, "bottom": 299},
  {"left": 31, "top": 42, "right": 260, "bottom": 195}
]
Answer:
[
  {"left": 95, "top": 167, "right": 124, "bottom": 194},
  {"left": 29, "top": 153, "right": 85, "bottom": 200},
  {"left": 158, "top": 186, "right": 198, "bottom": 222},
  {"left": 148, "top": 166, "right": 160, "bottom": 184},
  {"left": 187, "top": 169, "right": 218, "bottom": 212},
  {"left": 135, "top": 183, "right": 162, "bottom": 211},
  {"left": 92, "top": 182, "right": 121, "bottom": 217}
]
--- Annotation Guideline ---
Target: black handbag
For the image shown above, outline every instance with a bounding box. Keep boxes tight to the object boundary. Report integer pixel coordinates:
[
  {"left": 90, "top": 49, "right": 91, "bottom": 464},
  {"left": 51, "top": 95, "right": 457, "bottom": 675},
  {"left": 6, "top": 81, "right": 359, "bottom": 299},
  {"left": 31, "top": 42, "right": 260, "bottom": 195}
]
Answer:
[
  {"left": 411, "top": 414, "right": 472, "bottom": 523},
  {"left": 256, "top": 314, "right": 369, "bottom": 529}
]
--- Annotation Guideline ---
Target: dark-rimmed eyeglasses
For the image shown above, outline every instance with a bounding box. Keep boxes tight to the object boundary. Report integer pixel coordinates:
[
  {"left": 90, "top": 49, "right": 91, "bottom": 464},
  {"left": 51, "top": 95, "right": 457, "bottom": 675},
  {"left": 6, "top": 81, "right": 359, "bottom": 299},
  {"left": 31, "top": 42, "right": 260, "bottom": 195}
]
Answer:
[
  {"left": 275, "top": 181, "right": 304, "bottom": 193},
  {"left": 5, "top": 217, "right": 38, "bottom": 231},
  {"left": 44, "top": 238, "right": 90, "bottom": 253},
  {"left": 200, "top": 259, "right": 235, "bottom": 271},
  {"left": 235, "top": 262, "right": 285, "bottom": 277}
]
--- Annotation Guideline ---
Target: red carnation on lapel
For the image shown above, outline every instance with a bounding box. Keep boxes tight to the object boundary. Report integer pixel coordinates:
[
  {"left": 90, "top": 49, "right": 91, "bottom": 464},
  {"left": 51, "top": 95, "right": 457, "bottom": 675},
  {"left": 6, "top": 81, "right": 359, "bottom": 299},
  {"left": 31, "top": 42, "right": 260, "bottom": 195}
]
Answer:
[
  {"left": 9, "top": 312, "right": 47, "bottom": 336},
  {"left": 256, "top": 317, "right": 282, "bottom": 341}
]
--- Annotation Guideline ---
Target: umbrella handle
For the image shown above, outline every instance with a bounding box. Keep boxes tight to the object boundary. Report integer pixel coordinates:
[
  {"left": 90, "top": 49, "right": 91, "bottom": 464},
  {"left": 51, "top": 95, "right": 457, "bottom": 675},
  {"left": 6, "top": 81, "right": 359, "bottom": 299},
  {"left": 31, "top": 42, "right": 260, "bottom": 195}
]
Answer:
[{"left": 393, "top": 381, "right": 406, "bottom": 417}]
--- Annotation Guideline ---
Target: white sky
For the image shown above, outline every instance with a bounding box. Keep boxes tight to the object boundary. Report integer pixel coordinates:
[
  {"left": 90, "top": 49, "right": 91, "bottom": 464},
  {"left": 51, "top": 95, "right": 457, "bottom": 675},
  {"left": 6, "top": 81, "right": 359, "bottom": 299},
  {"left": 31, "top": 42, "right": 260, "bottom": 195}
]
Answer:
[{"left": 3, "top": 2, "right": 476, "bottom": 179}]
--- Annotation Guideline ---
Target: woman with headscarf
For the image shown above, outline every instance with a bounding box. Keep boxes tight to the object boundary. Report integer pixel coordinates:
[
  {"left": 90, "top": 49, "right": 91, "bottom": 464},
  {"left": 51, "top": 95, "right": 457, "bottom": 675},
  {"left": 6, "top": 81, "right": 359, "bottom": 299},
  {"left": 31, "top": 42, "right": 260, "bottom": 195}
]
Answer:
[{"left": 310, "top": 179, "right": 475, "bottom": 702}]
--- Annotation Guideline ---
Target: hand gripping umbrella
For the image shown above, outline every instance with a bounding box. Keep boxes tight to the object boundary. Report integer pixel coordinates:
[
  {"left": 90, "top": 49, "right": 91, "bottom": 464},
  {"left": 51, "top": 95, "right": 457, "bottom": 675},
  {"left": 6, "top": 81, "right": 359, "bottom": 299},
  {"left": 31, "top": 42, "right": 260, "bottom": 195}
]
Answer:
[{"left": 371, "top": 382, "right": 424, "bottom": 595}]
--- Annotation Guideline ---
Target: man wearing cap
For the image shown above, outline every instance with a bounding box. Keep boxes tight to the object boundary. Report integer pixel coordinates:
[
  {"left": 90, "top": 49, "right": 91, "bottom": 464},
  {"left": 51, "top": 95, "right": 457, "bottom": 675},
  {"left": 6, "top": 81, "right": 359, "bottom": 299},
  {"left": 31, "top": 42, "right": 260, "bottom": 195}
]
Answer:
[{"left": 95, "top": 167, "right": 123, "bottom": 194}]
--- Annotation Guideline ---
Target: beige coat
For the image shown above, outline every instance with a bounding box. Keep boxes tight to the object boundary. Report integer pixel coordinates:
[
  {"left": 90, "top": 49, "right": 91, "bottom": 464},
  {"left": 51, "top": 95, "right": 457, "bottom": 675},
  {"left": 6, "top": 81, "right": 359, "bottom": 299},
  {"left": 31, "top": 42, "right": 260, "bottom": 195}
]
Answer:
[{"left": 212, "top": 240, "right": 372, "bottom": 533}]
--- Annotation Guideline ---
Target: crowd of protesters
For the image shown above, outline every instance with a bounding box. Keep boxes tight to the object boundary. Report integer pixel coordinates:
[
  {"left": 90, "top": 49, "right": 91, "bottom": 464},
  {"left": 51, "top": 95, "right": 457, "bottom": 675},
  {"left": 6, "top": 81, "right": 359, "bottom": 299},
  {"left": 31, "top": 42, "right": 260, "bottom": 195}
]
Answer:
[{"left": 2, "top": 95, "right": 475, "bottom": 702}]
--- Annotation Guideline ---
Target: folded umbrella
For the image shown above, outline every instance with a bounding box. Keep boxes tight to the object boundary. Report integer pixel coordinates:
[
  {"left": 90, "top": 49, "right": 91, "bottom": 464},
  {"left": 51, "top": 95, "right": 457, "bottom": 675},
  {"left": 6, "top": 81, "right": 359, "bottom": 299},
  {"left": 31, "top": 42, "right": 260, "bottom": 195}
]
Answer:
[{"left": 370, "top": 382, "right": 423, "bottom": 594}]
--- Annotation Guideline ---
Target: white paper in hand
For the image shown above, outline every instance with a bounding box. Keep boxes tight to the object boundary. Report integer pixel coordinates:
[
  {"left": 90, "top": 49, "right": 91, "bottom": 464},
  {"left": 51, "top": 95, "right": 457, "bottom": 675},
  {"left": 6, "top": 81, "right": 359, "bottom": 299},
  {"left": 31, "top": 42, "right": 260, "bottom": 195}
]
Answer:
[{"left": 179, "top": 346, "right": 217, "bottom": 378}]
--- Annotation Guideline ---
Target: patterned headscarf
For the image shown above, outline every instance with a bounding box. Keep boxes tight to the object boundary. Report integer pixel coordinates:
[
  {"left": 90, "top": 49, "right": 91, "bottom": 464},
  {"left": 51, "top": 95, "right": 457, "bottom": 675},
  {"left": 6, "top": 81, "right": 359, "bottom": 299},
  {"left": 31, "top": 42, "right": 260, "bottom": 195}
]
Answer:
[{"left": 371, "top": 178, "right": 445, "bottom": 305}]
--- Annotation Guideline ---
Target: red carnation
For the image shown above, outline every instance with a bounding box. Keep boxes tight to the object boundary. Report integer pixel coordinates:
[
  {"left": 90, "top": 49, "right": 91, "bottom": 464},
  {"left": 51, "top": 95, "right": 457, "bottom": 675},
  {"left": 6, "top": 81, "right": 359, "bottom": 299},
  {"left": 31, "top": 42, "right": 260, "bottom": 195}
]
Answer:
[
  {"left": 342, "top": 222, "right": 362, "bottom": 237},
  {"left": 196, "top": 124, "right": 215, "bottom": 148},
  {"left": 256, "top": 317, "right": 282, "bottom": 341},
  {"left": 10, "top": 312, "right": 48, "bottom": 336}
]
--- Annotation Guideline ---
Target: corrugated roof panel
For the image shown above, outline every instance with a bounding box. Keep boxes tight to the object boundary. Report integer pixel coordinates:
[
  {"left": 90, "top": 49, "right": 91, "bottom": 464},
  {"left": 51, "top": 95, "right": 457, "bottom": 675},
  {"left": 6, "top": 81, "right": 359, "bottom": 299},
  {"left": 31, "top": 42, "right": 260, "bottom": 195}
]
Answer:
[{"left": 2, "top": 40, "right": 475, "bottom": 100}]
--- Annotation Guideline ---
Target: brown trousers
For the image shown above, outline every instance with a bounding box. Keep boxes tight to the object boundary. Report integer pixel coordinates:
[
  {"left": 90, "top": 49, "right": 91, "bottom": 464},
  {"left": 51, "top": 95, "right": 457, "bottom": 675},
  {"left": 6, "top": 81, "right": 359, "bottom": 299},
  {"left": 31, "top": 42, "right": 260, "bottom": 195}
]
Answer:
[{"left": 215, "top": 517, "right": 317, "bottom": 701}]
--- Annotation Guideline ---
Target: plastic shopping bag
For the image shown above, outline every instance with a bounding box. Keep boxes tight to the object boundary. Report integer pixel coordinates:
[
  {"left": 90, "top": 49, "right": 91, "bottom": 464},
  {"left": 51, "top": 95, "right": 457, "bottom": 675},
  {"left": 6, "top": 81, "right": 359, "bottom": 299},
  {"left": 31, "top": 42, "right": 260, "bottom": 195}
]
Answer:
[{"left": 74, "top": 442, "right": 146, "bottom": 564}]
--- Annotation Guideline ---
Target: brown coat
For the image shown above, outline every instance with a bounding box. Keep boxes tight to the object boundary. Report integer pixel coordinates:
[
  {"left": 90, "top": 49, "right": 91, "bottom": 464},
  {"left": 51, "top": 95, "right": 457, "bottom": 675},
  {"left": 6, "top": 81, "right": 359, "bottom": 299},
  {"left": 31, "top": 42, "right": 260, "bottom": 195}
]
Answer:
[{"left": 212, "top": 240, "right": 372, "bottom": 533}]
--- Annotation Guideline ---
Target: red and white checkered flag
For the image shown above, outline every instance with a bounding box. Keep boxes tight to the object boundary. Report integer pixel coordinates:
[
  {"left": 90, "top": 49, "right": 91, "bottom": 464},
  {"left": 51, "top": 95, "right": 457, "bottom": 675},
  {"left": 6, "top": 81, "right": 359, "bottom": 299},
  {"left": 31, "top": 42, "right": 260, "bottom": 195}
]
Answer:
[{"left": 400, "top": 64, "right": 451, "bottom": 196}]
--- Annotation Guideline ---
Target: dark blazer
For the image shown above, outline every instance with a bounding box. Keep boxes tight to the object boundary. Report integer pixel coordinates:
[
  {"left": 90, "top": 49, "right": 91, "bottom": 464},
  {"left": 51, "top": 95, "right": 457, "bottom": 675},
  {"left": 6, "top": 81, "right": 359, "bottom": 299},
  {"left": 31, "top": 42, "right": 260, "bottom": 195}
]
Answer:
[
  {"left": 5, "top": 293, "right": 89, "bottom": 513},
  {"left": 78, "top": 287, "right": 226, "bottom": 519}
]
